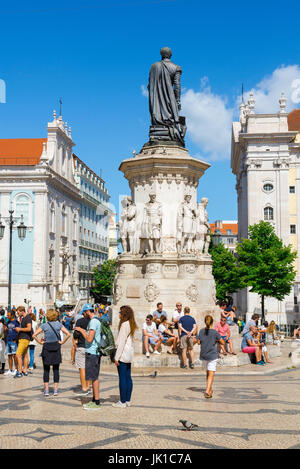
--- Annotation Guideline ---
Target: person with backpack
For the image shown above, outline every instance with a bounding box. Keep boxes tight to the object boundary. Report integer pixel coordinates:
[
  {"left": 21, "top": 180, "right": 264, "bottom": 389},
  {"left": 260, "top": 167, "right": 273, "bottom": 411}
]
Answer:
[
  {"left": 112, "top": 305, "right": 137, "bottom": 409},
  {"left": 74, "top": 304, "right": 102, "bottom": 410},
  {"left": 32, "top": 309, "right": 70, "bottom": 396}
]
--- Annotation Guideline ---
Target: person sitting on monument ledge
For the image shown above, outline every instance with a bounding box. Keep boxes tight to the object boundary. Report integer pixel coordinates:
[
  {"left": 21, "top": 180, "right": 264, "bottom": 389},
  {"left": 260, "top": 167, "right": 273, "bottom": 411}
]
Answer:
[
  {"left": 152, "top": 302, "right": 167, "bottom": 326},
  {"left": 158, "top": 315, "right": 179, "bottom": 354},
  {"left": 142, "top": 315, "right": 162, "bottom": 357},
  {"left": 171, "top": 302, "right": 184, "bottom": 333}
]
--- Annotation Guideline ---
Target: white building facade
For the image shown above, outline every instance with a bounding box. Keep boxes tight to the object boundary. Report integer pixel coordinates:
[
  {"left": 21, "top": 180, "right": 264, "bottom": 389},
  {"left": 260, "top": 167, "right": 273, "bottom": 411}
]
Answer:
[
  {"left": 73, "top": 155, "right": 112, "bottom": 300},
  {"left": 0, "top": 111, "right": 112, "bottom": 310},
  {"left": 231, "top": 93, "right": 300, "bottom": 324}
]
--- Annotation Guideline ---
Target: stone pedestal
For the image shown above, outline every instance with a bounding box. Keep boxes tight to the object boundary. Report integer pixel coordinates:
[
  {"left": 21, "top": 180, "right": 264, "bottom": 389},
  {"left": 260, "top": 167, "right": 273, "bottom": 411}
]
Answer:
[{"left": 113, "top": 143, "right": 218, "bottom": 351}]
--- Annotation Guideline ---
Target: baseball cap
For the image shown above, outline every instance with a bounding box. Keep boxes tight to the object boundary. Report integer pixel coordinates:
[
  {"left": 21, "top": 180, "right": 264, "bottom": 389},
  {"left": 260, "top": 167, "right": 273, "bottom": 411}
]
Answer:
[{"left": 80, "top": 303, "right": 94, "bottom": 313}]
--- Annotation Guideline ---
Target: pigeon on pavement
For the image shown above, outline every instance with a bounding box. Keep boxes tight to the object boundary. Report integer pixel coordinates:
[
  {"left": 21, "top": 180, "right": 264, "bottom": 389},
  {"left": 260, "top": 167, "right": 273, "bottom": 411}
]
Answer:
[{"left": 179, "top": 420, "right": 198, "bottom": 431}]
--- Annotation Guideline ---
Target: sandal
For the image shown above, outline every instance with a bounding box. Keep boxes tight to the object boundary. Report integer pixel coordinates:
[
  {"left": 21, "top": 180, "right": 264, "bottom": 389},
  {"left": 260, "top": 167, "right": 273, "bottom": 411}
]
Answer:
[
  {"left": 167, "top": 350, "right": 173, "bottom": 354},
  {"left": 204, "top": 392, "right": 213, "bottom": 399}
]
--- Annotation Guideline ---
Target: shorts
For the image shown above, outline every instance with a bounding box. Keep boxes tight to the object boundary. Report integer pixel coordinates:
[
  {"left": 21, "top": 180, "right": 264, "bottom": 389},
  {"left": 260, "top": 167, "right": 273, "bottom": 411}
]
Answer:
[
  {"left": 180, "top": 335, "right": 194, "bottom": 350},
  {"left": 143, "top": 335, "right": 159, "bottom": 346},
  {"left": 16, "top": 339, "right": 30, "bottom": 356},
  {"left": 6, "top": 341, "right": 18, "bottom": 355},
  {"left": 202, "top": 358, "right": 218, "bottom": 372},
  {"left": 221, "top": 335, "right": 231, "bottom": 344},
  {"left": 85, "top": 352, "right": 101, "bottom": 381},
  {"left": 242, "top": 346, "right": 256, "bottom": 354},
  {"left": 75, "top": 347, "right": 86, "bottom": 369}
]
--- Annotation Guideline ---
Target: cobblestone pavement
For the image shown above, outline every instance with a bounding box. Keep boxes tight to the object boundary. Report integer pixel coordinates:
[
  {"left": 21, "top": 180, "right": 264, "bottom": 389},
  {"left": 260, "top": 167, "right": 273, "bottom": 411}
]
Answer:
[{"left": 1, "top": 353, "right": 300, "bottom": 450}]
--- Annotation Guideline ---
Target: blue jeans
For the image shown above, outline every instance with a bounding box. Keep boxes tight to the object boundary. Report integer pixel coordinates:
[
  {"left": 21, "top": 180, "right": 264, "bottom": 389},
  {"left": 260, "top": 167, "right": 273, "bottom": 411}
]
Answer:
[
  {"left": 29, "top": 345, "right": 35, "bottom": 368},
  {"left": 118, "top": 361, "right": 133, "bottom": 404}
]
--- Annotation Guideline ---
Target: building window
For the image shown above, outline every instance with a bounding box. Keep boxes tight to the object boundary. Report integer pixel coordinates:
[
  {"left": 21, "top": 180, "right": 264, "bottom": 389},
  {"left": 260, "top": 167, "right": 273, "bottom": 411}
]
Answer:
[
  {"left": 291, "top": 225, "right": 296, "bottom": 234},
  {"left": 50, "top": 202, "right": 55, "bottom": 233},
  {"left": 263, "top": 183, "right": 273, "bottom": 192},
  {"left": 290, "top": 186, "right": 296, "bottom": 194},
  {"left": 62, "top": 205, "right": 67, "bottom": 234},
  {"left": 264, "top": 206, "right": 274, "bottom": 221},
  {"left": 14, "top": 193, "right": 32, "bottom": 226}
]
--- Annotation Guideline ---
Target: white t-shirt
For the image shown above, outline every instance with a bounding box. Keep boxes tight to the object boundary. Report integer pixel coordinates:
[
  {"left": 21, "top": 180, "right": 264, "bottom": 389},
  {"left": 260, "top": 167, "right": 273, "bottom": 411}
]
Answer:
[
  {"left": 158, "top": 324, "right": 166, "bottom": 335},
  {"left": 172, "top": 309, "right": 184, "bottom": 321},
  {"left": 142, "top": 322, "right": 157, "bottom": 336}
]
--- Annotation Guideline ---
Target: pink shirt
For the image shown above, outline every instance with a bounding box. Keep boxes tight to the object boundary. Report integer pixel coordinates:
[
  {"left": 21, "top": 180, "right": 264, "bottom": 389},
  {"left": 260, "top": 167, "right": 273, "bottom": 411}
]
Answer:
[{"left": 215, "top": 322, "right": 230, "bottom": 337}]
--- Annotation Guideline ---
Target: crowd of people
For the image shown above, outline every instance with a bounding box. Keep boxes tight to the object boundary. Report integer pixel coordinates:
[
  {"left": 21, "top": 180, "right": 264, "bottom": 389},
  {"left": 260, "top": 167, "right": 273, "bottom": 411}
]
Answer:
[{"left": 0, "top": 299, "right": 285, "bottom": 404}]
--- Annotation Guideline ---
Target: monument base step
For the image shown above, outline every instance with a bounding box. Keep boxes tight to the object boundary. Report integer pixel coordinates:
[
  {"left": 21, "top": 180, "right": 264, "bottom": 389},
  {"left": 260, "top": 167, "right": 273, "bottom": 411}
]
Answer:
[{"left": 61, "top": 345, "right": 281, "bottom": 368}]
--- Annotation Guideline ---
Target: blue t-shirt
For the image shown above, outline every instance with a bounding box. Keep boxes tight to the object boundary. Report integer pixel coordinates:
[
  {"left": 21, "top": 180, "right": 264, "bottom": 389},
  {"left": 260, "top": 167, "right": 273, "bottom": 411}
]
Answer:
[
  {"left": 85, "top": 317, "right": 102, "bottom": 355},
  {"left": 7, "top": 319, "right": 20, "bottom": 342},
  {"left": 41, "top": 321, "right": 63, "bottom": 343},
  {"left": 241, "top": 332, "right": 253, "bottom": 350},
  {"left": 179, "top": 315, "right": 196, "bottom": 336},
  {"left": 153, "top": 310, "right": 166, "bottom": 320}
]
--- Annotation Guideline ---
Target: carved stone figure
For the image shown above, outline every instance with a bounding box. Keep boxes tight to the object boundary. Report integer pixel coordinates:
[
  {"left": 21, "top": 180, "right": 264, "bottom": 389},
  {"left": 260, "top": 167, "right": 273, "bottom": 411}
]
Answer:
[
  {"left": 119, "top": 196, "right": 137, "bottom": 253},
  {"left": 148, "top": 47, "right": 186, "bottom": 145},
  {"left": 141, "top": 193, "right": 162, "bottom": 254},
  {"left": 194, "top": 197, "right": 210, "bottom": 256},
  {"left": 177, "top": 194, "right": 197, "bottom": 254}
]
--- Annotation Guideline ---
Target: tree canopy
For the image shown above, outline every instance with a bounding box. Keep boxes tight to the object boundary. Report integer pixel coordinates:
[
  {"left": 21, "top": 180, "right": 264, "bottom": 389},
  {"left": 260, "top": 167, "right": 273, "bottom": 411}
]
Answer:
[{"left": 92, "top": 259, "right": 117, "bottom": 296}]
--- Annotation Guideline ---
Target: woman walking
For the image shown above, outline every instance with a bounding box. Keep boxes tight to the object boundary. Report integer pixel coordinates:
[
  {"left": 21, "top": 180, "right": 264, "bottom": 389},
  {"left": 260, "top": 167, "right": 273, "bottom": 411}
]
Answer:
[
  {"left": 33, "top": 309, "right": 70, "bottom": 396},
  {"left": 113, "top": 305, "right": 137, "bottom": 408},
  {"left": 197, "top": 315, "right": 224, "bottom": 399}
]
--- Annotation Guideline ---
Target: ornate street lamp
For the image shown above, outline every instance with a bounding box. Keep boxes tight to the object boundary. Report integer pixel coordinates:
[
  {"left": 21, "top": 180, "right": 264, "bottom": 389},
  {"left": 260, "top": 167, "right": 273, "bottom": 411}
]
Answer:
[
  {"left": 17, "top": 215, "right": 27, "bottom": 241},
  {"left": 0, "top": 209, "right": 27, "bottom": 310}
]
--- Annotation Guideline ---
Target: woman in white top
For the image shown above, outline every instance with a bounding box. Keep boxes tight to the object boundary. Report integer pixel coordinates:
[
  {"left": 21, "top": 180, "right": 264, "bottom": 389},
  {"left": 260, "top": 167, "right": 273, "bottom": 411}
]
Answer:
[
  {"left": 29, "top": 313, "right": 38, "bottom": 371},
  {"left": 113, "top": 305, "right": 138, "bottom": 408}
]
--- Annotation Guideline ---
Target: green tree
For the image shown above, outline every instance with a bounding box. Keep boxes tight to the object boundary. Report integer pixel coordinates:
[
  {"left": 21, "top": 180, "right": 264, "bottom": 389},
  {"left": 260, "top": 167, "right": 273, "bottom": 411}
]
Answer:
[
  {"left": 92, "top": 259, "right": 117, "bottom": 296},
  {"left": 236, "top": 221, "right": 297, "bottom": 321},
  {"left": 210, "top": 242, "right": 244, "bottom": 301}
]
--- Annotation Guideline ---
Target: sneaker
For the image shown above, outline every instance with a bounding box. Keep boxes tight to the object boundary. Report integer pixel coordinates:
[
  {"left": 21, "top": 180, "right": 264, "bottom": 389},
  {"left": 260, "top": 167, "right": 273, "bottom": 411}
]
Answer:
[
  {"left": 182, "top": 365, "right": 188, "bottom": 369},
  {"left": 75, "top": 389, "right": 91, "bottom": 396},
  {"left": 4, "top": 370, "right": 14, "bottom": 376},
  {"left": 153, "top": 350, "right": 161, "bottom": 355},
  {"left": 257, "top": 361, "right": 265, "bottom": 366},
  {"left": 126, "top": 401, "right": 131, "bottom": 407},
  {"left": 83, "top": 401, "right": 101, "bottom": 410},
  {"left": 146, "top": 352, "right": 150, "bottom": 358},
  {"left": 53, "top": 390, "right": 59, "bottom": 397},
  {"left": 14, "top": 372, "right": 23, "bottom": 379},
  {"left": 112, "top": 401, "right": 126, "bottom": 408},
  {"left": 190, "top": 364, "right": 195, "bottom": 369},
  {"left": 28, "top": 367, "right": 34, "bottom": 372},
  {"left": 44, "top": 389, "right": 50, "bottom": 397},
  {"left": 22, "top": 372, "right": 28, "bottom": 376}
]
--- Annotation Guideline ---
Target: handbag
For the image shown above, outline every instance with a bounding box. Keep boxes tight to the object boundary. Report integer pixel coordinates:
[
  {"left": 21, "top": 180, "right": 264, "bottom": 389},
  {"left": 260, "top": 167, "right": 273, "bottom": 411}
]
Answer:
[{"left": 41, "top": 322, "right": 62, "bottom": 365}]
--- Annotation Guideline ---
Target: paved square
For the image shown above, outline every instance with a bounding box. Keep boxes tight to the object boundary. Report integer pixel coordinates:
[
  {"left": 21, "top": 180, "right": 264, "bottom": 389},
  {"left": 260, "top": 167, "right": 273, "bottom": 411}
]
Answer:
[{"left": 0, "top": 351, "right": 300, "bottom": 449}]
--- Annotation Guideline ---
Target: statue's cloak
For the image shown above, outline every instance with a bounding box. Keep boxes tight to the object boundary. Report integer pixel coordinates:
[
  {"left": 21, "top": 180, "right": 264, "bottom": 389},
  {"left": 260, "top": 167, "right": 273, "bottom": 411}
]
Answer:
[{"left": 148, "top": 60, "right": 180, "bottom": 127}]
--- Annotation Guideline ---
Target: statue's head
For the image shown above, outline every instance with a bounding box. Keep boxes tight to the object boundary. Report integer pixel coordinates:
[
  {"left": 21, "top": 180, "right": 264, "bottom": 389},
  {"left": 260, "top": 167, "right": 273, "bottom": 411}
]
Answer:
[
  {"left": 184, "top": 194, "right": 192, "bottom": 203},
  {"left": 201, "top": 197, "right": 208, "bottom": 207},
  {"left": 149, "top": 192, "right": 156, "bottom": 202},
  {"left": 121, "top": 196, "right": 132, "bottom": 208},
  {"left": 160, "top": 47, "right": 172, "bottom": 59}
]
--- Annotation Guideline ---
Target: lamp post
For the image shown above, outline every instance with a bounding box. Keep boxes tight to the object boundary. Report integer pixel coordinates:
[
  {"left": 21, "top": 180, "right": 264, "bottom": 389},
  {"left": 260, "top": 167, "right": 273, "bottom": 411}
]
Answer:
[
  {"left": 87, "top": 255, "right": 91, "bottom": 302},
  {"left": 0, "top": 210, "right": 27, "bottom": 310}
]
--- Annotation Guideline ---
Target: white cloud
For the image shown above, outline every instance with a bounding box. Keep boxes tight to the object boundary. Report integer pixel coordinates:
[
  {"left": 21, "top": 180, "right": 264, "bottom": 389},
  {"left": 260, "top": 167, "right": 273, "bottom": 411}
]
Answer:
[
  {"left": 141, "top": 84, "right": 148, "bottom": 97},
  {"left": 240, "top": 65, "right": 300, "bottom": 113},
  {"left": 182, "top": 84, "right": 234, "bottom": 161},
  {"left": 141, "top": 65, "right": 300, "bottom": 161}
]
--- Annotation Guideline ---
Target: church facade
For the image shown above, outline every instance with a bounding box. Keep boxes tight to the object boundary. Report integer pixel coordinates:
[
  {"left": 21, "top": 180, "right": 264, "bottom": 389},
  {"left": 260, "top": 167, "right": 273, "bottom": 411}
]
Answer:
[
  {"left": 231, "top": 93, "right": 300, "bottom": 324},
  {"left": 0, "top": 111, "right": 112, "bottom": 310}
]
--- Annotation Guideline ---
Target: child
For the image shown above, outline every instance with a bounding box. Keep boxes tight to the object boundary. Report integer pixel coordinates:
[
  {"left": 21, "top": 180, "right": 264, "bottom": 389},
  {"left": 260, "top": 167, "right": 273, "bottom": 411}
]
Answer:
[{"left": 197, "top": 315, "right": 225, "bottom": 398}]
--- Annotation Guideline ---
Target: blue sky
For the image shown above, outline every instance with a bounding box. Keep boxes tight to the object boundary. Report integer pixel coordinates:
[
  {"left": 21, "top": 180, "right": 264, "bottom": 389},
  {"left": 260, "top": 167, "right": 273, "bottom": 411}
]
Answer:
[{"left": 1, "top": 0, "right": 300, "bottom": 222}]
